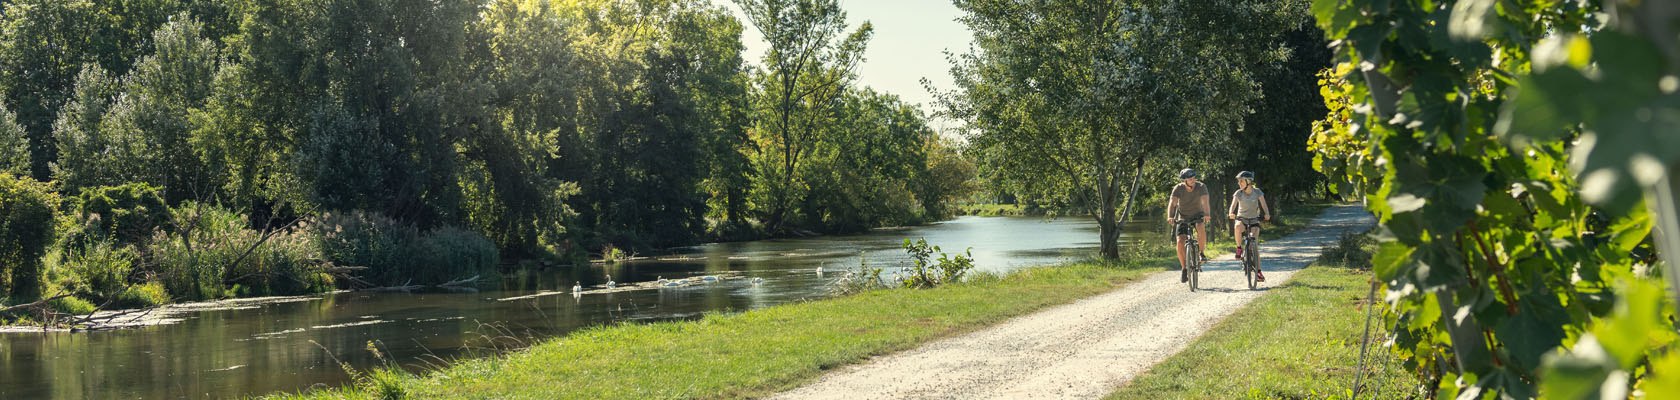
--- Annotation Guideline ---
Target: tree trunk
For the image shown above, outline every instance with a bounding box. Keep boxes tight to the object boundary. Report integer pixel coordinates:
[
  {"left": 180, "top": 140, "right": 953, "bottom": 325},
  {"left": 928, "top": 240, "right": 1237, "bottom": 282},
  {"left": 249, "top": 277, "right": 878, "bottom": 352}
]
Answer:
[
  {"left": 1119, "top": 158, "right": 1146, "bottom": 224},
  {"left": 1098, "top": 165, "right": 1125, "bottom": 259}
]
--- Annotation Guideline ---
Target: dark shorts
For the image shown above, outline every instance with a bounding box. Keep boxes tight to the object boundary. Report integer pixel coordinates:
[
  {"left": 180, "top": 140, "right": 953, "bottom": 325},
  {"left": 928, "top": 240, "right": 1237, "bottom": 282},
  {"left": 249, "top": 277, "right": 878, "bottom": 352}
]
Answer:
[{"left": 1174, "top": 212, "right": 1205, "bottom": 236}]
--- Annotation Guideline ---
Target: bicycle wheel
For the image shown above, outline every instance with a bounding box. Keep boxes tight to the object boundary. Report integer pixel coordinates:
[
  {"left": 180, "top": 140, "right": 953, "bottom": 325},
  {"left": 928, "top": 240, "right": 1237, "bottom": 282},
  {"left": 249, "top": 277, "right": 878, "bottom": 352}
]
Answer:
[
  {"left": 1244, "top": 238, "right": 1258, "bottom": 289},
  {"left": 1188, "top": 242, "right": 1200, "bottom": 292}
]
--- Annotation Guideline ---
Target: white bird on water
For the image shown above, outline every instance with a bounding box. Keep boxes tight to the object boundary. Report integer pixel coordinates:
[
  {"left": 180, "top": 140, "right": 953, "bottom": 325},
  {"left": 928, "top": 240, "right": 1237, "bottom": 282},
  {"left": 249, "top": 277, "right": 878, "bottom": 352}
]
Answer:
[
  {"left": 752, "top": 277, "right": 765, "bottom": 285},
  {"left": 816, "top": 265, "right": 824, "bottom": 276},
  {"left": 606, "top": 275, "right": 617, "bottom": 288},
  {"left": 572, "top": 282, "right": 583, "bottom": 294},
  {"left": 700, "top": 275, "right": 719, "bottom": 283}
]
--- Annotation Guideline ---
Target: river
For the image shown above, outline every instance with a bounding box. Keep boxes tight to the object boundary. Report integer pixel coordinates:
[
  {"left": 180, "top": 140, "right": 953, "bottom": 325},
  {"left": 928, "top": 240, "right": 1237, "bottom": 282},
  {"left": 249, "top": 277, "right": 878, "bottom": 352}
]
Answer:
[{"left": 0, "top": 215, "right": 1159, "bottom": 399}]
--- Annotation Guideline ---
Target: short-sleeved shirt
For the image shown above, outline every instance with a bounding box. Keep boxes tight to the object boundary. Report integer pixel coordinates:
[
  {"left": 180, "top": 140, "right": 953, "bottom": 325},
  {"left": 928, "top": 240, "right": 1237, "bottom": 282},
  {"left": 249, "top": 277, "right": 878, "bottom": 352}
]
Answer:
[
  {"left": 1170, "top": 182, "right": 1209, "bottom": 218},
  {"left": 1232, "top": 188, "right": 1265, "bottom": 218}
]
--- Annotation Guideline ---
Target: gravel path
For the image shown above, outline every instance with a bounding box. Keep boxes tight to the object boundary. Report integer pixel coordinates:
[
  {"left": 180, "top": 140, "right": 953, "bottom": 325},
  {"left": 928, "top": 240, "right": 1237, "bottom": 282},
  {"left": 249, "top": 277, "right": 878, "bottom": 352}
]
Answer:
[{"left": 769, "top": 205, "right": 1375, "bottom": 400}]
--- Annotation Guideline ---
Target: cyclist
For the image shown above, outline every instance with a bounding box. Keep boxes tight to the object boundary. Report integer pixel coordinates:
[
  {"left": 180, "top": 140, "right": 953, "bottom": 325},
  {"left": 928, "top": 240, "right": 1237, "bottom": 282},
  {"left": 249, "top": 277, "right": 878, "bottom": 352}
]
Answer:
[
  {"left": 1167, "top": 168, "right": 1210, "bottom": 283},
  {"left": 1226, "top": 170, "right": 1271, "bottom": 282}
]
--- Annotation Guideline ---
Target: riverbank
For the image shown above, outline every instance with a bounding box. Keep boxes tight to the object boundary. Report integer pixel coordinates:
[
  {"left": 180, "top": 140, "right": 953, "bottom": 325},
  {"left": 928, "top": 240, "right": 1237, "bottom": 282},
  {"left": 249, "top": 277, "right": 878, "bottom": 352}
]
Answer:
[{"left": 272, "top": 254, "right": 1178, "bottom": 399}]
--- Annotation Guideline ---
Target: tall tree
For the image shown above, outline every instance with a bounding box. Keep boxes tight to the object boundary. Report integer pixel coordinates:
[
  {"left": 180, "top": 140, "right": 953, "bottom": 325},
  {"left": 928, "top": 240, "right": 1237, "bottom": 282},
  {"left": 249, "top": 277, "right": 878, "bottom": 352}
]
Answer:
[
  {"left": 0, "top": 104, "right": 27, "bottom": 175},
  {"left": 51, "top": 64, "right": 127, "bottom": 193},
  {"left": 99, "top": 15, "right": 221, "bottom": 203},
  {"left": 735, "top": 0, "right": 872, "bottom": 232},
  {"left": 943, "top": 0, "right": 1293, "bottom": 259}
]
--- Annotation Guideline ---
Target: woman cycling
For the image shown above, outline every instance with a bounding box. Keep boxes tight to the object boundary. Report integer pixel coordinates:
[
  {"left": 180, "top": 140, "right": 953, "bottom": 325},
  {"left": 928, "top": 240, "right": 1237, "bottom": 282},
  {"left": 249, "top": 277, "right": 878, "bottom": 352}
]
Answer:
[{"left": 1226, "top": 170, "right": 1271, "bottom": 281}]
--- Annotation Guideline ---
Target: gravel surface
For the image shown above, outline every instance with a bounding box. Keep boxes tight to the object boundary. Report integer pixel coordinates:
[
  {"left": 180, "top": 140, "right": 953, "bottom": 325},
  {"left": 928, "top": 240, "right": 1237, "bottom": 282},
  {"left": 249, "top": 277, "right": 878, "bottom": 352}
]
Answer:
[{"left": 769, "top": 205, "right": 1375, "bottom": 400}]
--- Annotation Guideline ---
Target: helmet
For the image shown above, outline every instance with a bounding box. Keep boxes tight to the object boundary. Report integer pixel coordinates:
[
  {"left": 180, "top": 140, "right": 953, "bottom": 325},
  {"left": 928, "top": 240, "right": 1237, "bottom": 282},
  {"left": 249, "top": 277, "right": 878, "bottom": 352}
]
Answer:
[
  {"left": 1178, "top": 168, "right": 1197, "bottom": 179},
  {"left": 1236, "top": 171, "right": 1255, "bottom": 180}
]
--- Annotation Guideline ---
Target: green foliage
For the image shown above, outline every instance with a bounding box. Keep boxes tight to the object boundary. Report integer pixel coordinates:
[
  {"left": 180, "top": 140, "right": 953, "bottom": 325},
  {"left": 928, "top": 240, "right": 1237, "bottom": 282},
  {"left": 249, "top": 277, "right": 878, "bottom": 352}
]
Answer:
[
  {"left": 71, "top": 182, "right": 170, "bottom": 244},
  {"left": 0, "top": 105, "right": 27, "bottom": 175},
  {"left": 898, "top": 238, "right": 975, "bottom": 289},
  {"left": 152, "top": 203, "right": 326, "bottom": 301},
  {"left": 50, "top": 64, "right": 126, "bottom": 193},
  {"left": 737, "top": 0, "right": 874, "bottom": 232},
  {"left": 945, "top": 0, "right": 1302, "bottom": 259},
  {"left": 1316, "top": 231, "right": 1374, "bottom": 271},
  {"left": 47, "top": 295, "right": 96, "bottom": 315},
  {"left": 1309, "top": 0, "right": 1676, "bottom": 396},
  {"left": 0, "top": 172, "right": 58, "bottom": 300},
  {"left": 56, "top": 236, "right": 138, "bottom": 303},
  {"left": 312, "top": 210, "right": 497, "bottom": 287},
  {"left": 115, "top": 281, "right": 170, "bottom": 308}
]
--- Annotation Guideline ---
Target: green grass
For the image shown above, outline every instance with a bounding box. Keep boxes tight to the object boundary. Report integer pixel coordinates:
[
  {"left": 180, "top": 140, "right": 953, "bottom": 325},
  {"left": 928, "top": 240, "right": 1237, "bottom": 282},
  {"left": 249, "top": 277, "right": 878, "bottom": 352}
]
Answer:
[
  {"left": 272, "top": 252, "right": 1180, "bottom": 399},
  {"left": 1106, "top": 260, "right": 1414, "bottom": 399}
]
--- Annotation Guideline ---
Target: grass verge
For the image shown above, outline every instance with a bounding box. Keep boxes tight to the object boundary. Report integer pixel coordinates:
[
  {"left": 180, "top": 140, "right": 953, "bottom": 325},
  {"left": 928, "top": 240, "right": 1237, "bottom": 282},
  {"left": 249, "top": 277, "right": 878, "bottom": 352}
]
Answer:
[
  {"left": 273, "top": 253, "right": 1179, "bottom": 399},
  {"left": 1106, "top": 245, "right": 1414, "bottom": 399}
]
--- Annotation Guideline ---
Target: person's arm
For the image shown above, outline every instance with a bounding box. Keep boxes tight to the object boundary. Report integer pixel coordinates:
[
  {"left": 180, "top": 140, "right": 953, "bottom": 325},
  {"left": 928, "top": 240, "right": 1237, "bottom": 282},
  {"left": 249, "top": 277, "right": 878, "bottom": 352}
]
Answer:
[
  {"left": 1200, "top": 190, "right": 1211, "bottom": 223},
  {"left": 1166, "top": 194, "right": 1179, "bottom": 222},
  {"left": 1260, "top": 194, "right": 1271, "bottom": 221},
  {"left": 1227, "top": 192, "right": 1239, "bottom": 219}
]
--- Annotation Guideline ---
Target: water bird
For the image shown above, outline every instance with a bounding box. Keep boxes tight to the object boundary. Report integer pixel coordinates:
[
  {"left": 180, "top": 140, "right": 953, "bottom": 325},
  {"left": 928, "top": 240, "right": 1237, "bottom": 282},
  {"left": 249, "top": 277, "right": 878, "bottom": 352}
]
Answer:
[
  {"left": 606, "top": 275, "right": 616, "bottom": 288},
  {"left": 701, "top": 275, "right": 720, "bottom": 283},
  {"left": 816, "top": 265, "right": 824, "bottom": 276},
  {"left": 752, "top": 277, "right": 765, "bottom": 285},
  {"left": 663, "top": 280, "right": 683, "bottom": 287},
  {"left": 572, "top": 283, "right": 583, "bottom": 293}
]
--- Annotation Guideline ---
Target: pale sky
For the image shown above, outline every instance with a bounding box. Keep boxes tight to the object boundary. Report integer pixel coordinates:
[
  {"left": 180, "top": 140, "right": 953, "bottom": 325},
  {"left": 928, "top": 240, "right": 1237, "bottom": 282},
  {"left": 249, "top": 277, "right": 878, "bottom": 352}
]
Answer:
[{"left": 714, "top": 0, "right": 973, "bottom": 130}]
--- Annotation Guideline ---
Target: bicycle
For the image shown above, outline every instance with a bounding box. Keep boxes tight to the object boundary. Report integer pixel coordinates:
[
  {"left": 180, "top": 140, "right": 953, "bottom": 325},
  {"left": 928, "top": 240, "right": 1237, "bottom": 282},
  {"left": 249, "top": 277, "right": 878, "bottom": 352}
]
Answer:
[
  {"left": 1238, "top": 217, "right": 1263, "bottom": 289},
  {"left": 1173, "top": 219, "right": 1203, "bottom": 291}
]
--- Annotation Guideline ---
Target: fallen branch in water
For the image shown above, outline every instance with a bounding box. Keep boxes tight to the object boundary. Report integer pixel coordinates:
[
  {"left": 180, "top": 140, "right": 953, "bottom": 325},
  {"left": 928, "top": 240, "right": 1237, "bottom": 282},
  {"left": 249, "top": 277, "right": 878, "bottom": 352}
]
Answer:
[
  {"left": 439, "top": 275, "right": 480, "bottom": 288},
  {"left": 0, "top": 294, "right": 71, "bottom": 314}
]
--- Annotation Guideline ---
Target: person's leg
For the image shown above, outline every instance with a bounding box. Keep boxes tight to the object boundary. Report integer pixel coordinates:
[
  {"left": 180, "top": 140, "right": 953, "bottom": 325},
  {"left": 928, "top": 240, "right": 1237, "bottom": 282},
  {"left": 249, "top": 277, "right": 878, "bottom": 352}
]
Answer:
[
  {"left": 1232, "top": 221, "right": 1245, "bottom": 259},
  {"left": 1195, "top": 223, "right": 1208, "bottom": 259},
  {"left": 1252, "top": 225, "right": 1266, "bottom": 281},
  {"left": 1175, "top": 234, "right": 1188, "bottom": 282}
]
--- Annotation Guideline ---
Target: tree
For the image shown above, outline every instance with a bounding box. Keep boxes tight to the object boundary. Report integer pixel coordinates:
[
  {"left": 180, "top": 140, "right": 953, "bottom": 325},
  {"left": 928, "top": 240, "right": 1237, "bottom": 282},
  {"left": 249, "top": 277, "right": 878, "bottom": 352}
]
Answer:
[
  {"left": 943, "top": 0, "right": 1291, "bottom": 259},
  {"left": 1228, "top": 20, "right": 1332, "bottom": 201},
  {"left": 735, "top": 0, "right": 872, "bottom": 232},
  {"left": 0, "top": 105, "right": 26, "bottom": 175},
  {"left": 51, "top": 64, "right": 127, "bottom": 193},
  {"left": 100, "top": 15, "right": 221, "bottom": 203}
]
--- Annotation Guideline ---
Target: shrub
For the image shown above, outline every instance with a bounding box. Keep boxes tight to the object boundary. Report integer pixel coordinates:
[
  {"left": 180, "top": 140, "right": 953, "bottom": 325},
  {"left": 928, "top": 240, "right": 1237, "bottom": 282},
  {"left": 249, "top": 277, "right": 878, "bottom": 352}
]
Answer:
[
  {"left": 71, "top": 183, "right": 169, "bottom": 245},
  {"left": 414, "top": 226, "right": 499, "bottom": 284},
  {"left": 0, "top": 173, "right": 58, "bottom": 300},
  {"left": 312, "top": 210, "right": 421, "bottom": 286},
  {"left": 899, "top": 238, "right": 975, "bottom": 289},
  {"left": 115, "top": 281, "right": 170, "bottom": 308},
  {"left": 1317, "top": 231, "right": 1374, "bottom": 270},
  {"left": 48, "top": 295, "right": 97, "bottom": 315},
  {"left": 152, "top": 203, "right": 328, "bottom": 301},
  {"left": 313, "top": 210, "right": 497, "bottom": 287},
  {"left": 58, "top": 237, "right": 138, "bottom": 302}
]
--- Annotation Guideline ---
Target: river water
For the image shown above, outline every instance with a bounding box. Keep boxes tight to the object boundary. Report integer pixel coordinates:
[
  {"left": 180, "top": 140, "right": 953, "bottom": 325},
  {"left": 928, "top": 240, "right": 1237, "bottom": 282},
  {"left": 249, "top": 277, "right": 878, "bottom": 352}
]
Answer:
[{"left": 0, "top": 216, "right": 1156, "bottom": 399}]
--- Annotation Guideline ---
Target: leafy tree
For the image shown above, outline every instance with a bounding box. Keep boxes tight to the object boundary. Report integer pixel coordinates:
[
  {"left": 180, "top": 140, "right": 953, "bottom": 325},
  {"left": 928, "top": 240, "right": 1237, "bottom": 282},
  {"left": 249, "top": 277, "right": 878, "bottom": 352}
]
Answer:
[
  {"left": 736, "top": 0, "right": 873, "bottom": 232},
  {"left": 944, "top": 0, "right": 1292, "bottom": 259},
  {"left": 0, "top": 172, "right": 57, "bottom": 300},
  {"left": 100, "top": 15, "right": 221, "bottom": 203},
  {"left": 1228, "top": 20, "right": 1332, "bottom": 201},
  {"left": 0, "top": 104, "right": 26, "bottom": 175},
  {"left": 51, "top": 64, "right": 126, "bottom": 193}
]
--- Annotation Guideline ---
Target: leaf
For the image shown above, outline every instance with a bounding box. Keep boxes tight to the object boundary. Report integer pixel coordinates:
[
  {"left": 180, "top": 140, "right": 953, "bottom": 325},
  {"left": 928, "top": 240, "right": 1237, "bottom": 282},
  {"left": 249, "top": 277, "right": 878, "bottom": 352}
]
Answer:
[{"left": 1538, "top": 334, "right": 1624, "bottom": 400}]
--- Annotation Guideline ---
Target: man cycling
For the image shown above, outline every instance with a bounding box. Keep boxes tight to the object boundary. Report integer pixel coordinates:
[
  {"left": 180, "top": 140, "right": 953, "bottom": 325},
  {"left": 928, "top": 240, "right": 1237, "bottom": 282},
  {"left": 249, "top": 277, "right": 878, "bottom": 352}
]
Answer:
[
  {"left": 1167, "top": 168, "right": 1210, "bottom": 283},
  {"left": 1226, "top": 170, "right": 1271, "bottom": 282}
]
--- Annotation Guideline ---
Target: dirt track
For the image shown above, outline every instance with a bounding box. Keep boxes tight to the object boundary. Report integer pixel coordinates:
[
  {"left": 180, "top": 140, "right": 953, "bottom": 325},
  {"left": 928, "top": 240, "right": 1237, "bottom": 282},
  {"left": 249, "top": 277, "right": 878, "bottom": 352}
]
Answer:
[{"left": 769, "top": 205, "right": 1375, "bottom": 400}]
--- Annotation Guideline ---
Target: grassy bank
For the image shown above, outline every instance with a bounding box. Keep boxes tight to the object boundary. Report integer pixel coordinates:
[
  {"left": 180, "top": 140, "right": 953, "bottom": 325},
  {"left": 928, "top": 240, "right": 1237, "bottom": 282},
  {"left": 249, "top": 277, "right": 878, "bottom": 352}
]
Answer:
[
  {"left": 275, "top": 250, "right": 1179, "bottom": 399},
  {"left": 1107, "top": 245, "right": 1413, "bottom": 399}
]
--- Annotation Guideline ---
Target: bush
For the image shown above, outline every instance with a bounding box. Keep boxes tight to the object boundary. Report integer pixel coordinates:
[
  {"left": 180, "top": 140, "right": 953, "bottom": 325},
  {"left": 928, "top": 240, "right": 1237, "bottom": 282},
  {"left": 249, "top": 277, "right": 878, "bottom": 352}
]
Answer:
[
  {"left": 58, "top": 237, "right": 138, "bottom": 302},
  {"left": 414, "top": 226, "right": 499, "bottom": 284},
  {"left": 152, "top": 203, "right": 328, "bottom": 301},
  {"left": 71, "top": 183, "right": 170, "bottom": 244},
  {"left": 899, "top": 238, "right": 975, "bottom": 289},
  {"left": 0, "top": 173, "right": 58, "bottom": 300},
  {"left": 48, "top": 295, "right": 97, "bottom": 315},
  {"left": 115, "top": 281, "right": 170, "bottom": 308},
  {"left": 1318, "top": 231, "right": 1374, "bottom": 270},
  {"left": 313, "top": 210, "right": 498, "bottom": 287}
]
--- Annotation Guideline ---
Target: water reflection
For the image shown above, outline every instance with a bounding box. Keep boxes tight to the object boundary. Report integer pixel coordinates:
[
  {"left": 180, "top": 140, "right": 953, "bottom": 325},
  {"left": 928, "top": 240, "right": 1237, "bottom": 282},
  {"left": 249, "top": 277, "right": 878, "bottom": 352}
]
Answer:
[{"left": 0, "top": 216, "right": 1151, "bottom": 399}]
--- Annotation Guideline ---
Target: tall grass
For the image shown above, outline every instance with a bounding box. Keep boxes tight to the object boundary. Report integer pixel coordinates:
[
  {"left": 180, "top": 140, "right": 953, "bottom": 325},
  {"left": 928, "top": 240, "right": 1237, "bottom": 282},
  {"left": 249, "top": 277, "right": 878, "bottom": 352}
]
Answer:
[{"left": 312, "top": 210, "right": 498, "bottom": 287}]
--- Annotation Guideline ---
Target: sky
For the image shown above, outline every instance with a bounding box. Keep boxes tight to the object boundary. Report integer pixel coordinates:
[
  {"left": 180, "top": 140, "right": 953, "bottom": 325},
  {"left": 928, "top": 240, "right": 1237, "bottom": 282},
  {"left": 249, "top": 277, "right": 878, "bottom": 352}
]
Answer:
[{"left": 713, "top": 0, "right": 974, "bottom": 130}]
